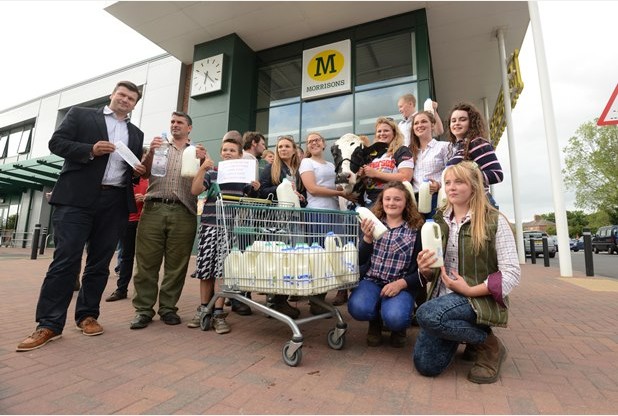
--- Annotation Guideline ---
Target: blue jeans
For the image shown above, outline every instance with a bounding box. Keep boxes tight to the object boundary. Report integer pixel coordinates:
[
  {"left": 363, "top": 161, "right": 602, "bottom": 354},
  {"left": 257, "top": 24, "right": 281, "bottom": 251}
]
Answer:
[
  {"left": 413, "top": 292, "right": 489, "bottom": 377},
  {"left": 347, "top": 279, "right": 414, "bottom": 331}
]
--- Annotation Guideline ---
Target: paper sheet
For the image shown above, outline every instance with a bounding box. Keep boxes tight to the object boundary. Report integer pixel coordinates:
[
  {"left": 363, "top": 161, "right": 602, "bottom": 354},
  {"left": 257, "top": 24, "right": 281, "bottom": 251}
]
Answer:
[
  {"left": 217, "top": 159, "right": 257, "bottom": 184},
  {"left": 114, "top": 141, "right": 141, "bottom": 167}
]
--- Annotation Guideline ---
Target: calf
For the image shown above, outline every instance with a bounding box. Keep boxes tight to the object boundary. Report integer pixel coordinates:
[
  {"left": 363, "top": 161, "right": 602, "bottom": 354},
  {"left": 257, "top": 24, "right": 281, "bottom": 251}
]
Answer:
[{"left": 331, "top": 133, "right": 388, "bottom": 206}]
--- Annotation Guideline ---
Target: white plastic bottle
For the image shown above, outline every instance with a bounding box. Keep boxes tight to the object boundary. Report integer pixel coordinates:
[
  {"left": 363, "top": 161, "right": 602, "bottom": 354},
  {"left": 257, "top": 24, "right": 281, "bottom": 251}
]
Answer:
[
  {"left": 151, "top": 133, "right": 169, "bottom": 177},
  {"left": 418, "top": 179, "right": 432, "bottom": 214},
  {"left": 223, "top": 246, "right": 243, "bottom": 285},
  {"left": 437, "top": 170, "right": 448, "bottom": 209},
  {"left": 276, "top": 178, "right": 300, "bottom": 207},
  {"left": 355, "top": 207, "right": 388, "bottom": 240},
  {"left": 309, "top": 242, "right": 334, "bottom": 291},
  {"left": 342, "top": 241, "right": 358, "bottom": 284},
  {"left": 324, "top": 231, "right": 343, "bottom": 275},
  {"left": 181, "top": 145, "right": 201, "bottom": 178},
  {"left": 294, "top": 243, "right": 312, "bottom": 293},
  {"left": 402, "top": 181, "right": 416, "bottom": 206},
  {"left": 420, "top": 219, "right": 444, "bottom": 268},
  {"left": 423, "top": 98, "right": 434, "bottom": 115}
]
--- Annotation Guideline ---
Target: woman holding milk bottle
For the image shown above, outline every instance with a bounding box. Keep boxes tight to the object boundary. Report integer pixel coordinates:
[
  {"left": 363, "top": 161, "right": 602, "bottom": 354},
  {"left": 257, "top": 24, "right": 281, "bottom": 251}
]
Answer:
[
  {"left": 347, "top": 181, "right": 425, "bottom": 348},
  {"left": 413, "top": 161, "right": 520, "bottom": 384},
  {"left": 408, "top": 111, "right": 449, "bottom": 218}
]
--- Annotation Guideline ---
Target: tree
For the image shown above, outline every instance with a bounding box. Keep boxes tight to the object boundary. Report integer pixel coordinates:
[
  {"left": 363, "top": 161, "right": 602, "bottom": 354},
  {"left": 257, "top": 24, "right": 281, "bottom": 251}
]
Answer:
[
  {"left": 539, "top": 210, "right": 589, "bottom": 237},
  {"left": 563, "top": 120, "right": 618, "bottom": 223}
]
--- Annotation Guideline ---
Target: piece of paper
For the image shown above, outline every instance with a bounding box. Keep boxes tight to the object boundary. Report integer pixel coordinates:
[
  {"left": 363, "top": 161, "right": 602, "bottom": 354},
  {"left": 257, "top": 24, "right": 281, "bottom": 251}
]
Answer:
[
  {"left": 115, "top": 141, "right": 141, "bottom": 167},
  {"left": 217, "top": 159, "right": 257, "bottom": 184}
]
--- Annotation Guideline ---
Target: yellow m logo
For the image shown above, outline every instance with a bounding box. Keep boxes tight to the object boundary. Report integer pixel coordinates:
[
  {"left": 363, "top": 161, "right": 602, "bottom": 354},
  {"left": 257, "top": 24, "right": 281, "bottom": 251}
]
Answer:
[{"left": 308, "top": 49, "right": 344, "bottom": 81}]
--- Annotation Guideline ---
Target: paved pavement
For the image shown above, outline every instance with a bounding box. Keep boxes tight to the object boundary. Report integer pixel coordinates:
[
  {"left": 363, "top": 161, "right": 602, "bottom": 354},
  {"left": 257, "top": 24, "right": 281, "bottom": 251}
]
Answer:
[{"left": 1, "top": 247, "right": 618, "bottom": 414}]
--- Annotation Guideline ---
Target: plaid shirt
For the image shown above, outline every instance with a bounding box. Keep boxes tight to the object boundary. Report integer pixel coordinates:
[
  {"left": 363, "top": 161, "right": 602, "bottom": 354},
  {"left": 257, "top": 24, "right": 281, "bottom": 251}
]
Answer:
[{"left": 363, "top": 222, "right": 419, "bottom": 286}]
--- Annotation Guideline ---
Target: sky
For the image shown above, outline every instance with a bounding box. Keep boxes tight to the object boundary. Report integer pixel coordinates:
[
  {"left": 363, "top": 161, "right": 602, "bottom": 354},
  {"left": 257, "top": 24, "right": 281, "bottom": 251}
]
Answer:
[{"left": 0, "top": 1, "right": 617, "bottom": 223}]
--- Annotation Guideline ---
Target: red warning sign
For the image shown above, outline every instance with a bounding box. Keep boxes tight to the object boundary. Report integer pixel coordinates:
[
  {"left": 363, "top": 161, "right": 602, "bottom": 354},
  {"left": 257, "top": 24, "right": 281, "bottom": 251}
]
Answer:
[{"left": 598, "top": 84, "right": 618, "bottom": 126}]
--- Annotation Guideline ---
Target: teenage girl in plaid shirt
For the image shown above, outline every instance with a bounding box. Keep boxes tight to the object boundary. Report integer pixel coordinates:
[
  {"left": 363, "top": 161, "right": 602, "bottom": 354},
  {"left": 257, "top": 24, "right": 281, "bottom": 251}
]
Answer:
[{"left": 347, "top": 181, "right": 425, "bottom": 348}]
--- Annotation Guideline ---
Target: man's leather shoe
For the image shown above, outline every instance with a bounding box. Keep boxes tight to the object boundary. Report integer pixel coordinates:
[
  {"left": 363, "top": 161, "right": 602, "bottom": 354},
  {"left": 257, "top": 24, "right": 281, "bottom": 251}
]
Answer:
[
  {"left": 76, "top": 317, "right": 104, "bottom": 336},
  {"left": 16, "top": 328, "right": 61, "bottom": 352},
  {"left": 130, "top": 314, "right": 152, "bottom": 330},
  {"left": 231, "top": 300, "right": 252, "bottom": 316},
  {"left": 105, "top": 290, "right": 127, "bottom": 302},
  {"left": 160, "top": 312, "right": 181, "bottom": 325}
]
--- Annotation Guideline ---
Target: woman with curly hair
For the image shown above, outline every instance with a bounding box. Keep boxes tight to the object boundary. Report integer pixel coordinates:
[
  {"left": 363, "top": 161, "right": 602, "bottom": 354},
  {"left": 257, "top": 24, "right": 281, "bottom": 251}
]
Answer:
[{"left": 446, "top": 102, "right": 503, "bottom": 207}]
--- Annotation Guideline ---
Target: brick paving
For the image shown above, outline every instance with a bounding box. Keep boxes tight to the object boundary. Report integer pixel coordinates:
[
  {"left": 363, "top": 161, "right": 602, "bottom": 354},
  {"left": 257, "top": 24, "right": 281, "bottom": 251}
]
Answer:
[{"left": 1, "top": 247, "right": 617, "bottom": 414}]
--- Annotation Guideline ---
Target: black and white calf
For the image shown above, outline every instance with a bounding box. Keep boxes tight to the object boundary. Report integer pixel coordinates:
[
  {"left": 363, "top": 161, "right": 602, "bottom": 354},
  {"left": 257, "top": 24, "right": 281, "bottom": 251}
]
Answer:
[{"left": 331, "top": 133, "right": 388, "bottom": 206}]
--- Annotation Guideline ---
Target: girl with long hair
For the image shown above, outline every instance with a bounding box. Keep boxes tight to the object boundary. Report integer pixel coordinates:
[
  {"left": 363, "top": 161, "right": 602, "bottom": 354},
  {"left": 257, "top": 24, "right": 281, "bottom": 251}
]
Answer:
[
  {"left": 446, "top": 102, "right": 503, "bottom": 207},
  {"left": 413, "top": 161, "right": 520, "bottom": 384},
  {"left": 360, "top": 117, "right": 414, "bottom": 207},
  {"left": 347, "top": 181, "right": 425, "bottom": 348}
]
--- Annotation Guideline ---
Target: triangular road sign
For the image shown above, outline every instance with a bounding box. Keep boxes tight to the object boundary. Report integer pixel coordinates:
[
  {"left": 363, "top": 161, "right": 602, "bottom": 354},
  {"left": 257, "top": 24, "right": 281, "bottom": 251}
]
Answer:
[{"left": 598, "top": 84, "right": 618, "bottom": 126}]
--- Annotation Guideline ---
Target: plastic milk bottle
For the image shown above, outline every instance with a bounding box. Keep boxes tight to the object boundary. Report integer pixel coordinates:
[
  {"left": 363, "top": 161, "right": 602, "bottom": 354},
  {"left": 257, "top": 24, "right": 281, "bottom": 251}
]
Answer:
[
  {"left": 324, "top": 232, "right": 344, "bottom": 275},
  {"left": 355, "top": 207, "right": 388, "bottom": 240},
  {"left": 420, "top": 219, "right": 444, "bottom": 268},
  {"left": 341, "top": 241, "right": 358, "bottom": 284},
  {"left": 294, "top": 243, "right": 312, "bottom": 291},
  {"left": 402, "top": 181, "right": 416, "bottom": 206},
  {"left": 223, "top": 246, "right": 243, "bottom": 285},
  {"left": 181, "top": 145, "right": 201, "bottom": 178},
  {"left": 437, "top": 170, "right": 448, "bottom": 209},
  {"left": 309, "top": 242, "right": 334, "bottom": 290},
  {"left": 418, "top": 179, "right": 432, "bottom": 214},
  {"left": 276, "top": 178, "right": 300, "bottom": 207}
]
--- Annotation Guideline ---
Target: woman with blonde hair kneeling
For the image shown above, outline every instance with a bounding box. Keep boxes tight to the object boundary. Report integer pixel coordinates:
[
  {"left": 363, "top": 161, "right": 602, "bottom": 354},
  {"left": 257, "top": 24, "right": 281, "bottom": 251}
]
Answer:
[{"left": 413, "top": 161, "right": 520, "bottom": 384}]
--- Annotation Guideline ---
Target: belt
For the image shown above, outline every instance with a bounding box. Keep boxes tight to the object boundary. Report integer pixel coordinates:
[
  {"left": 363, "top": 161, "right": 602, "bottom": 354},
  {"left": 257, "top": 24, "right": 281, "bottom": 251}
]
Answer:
[
  {"left": 148, "top": 197, "right": 182, "bottom": 204},
  {"left": 101, "top": 185, "right": 124, "bottom": 190}
]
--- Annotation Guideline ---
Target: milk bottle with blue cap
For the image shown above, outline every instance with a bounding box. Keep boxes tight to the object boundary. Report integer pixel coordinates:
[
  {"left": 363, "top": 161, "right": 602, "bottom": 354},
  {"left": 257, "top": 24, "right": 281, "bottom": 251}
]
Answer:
[
  {"left": 294, "top": 243, "right": 312, "bottom": 292},
  {"left": 223, "top": 246, "right": 243, "bottom": 286}
]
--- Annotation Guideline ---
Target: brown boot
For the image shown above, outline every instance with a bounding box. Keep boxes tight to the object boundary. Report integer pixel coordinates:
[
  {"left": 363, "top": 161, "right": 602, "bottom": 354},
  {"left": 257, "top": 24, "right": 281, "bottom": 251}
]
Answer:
[
  {"left": 461, "top": 343, "right": 479, "bottom": 361},
  {"left": 467, "top": 332, "right": 507, "bottom": 384},
  {"left": 390, "top": 329, "right": 407, "bottom": 348},
  {"left": 367, "top": 319, "right": 382, "bottom": 347},
  {"left": 332, "top": 290, "right": 348, "bottom": 306}
]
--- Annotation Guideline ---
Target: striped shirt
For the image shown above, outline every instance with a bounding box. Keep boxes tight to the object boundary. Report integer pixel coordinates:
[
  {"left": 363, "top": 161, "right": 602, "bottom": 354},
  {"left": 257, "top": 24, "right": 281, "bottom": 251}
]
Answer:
[
  {"left": 446, "top": 137, "right": 503, "bottom": 191},
  {"left": 146, "top": 139, "right": 197, "bottom": 214},
  {"left": 436, "top": 208, "right": 520, "bottom": 299}
]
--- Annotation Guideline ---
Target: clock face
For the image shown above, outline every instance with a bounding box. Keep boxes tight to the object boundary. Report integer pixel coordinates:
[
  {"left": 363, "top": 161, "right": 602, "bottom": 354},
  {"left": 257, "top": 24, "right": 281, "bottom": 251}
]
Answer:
[{"left": 191, "top": 54, "right": 224, "bottom": 97}]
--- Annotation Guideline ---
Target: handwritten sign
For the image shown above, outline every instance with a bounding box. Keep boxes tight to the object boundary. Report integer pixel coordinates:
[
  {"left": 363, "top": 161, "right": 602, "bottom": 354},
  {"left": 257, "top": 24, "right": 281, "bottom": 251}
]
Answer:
[{"left": 217, "top": 159, "right": 257, "bottom": 184}]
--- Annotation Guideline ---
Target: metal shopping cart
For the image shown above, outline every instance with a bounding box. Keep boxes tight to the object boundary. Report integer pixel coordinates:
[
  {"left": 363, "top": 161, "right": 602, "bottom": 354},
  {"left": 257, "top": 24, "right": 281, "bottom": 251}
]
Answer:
[{"left": 200, "top": 195, "right": 360, "bottom": 366}]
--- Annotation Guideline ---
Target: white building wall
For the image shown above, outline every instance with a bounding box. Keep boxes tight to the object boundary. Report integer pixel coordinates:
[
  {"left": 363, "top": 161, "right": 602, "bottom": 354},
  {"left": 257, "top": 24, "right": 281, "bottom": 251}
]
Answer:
[{"left": 0, "top": 54, "right": 183, "bottom": 245}]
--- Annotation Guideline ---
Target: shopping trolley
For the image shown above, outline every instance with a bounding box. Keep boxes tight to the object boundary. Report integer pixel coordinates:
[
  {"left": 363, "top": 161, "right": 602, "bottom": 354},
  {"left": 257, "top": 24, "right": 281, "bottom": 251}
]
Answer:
[{"left": 200, "top": 195, "right": 360, "bottom": 366}]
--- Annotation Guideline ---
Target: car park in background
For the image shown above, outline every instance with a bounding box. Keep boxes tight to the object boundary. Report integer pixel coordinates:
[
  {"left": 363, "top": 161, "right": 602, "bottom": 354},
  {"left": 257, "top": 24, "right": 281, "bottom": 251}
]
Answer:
[
  {"left": 570, "top": 237, "right": 584, "bottom": 252},
  {"left": 592, "top": 225, "right": 618, "bottom": 254},
  {"left": 523, "top": 231, "right": 556, "bottom": 258}
]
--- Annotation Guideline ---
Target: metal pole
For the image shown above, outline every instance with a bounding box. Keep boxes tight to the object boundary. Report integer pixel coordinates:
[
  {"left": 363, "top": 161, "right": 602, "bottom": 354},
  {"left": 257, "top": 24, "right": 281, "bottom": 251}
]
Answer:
[
  {"left": 482, "top": 97, "right": 495, "bottom": 199},
  {"left": 542, "top": 236, "right": 550, "bottom": 267},
  {"left": 31, "top": 224, "right": 40, "bottom": 260},
  {"left": 496, "top": 29, "right": 525, "bottom": 264},
  {"left": 529, "top": 239, "right": 536, "bottom": 264},
  {"left": 528, "top": 1, "right": 573, "bottom": 276},
  {"left": 39, "top": 227, "right": 48, "bottom": 255},
  {"left": 583, "top": 228, "right": 594, "bottom": 276}
]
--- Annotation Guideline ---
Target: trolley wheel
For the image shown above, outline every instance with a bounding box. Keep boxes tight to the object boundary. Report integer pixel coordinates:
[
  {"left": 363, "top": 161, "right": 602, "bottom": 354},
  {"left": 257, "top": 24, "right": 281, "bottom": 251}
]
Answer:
[
  {"left": 200, "top": 314, "right": 211, "bottom": 331},
  {"left": 327, "top": 328, "right": 346, "bottom": 350},
  {"left": 282, "top": 342, "right": 303, "bottom": 367}
]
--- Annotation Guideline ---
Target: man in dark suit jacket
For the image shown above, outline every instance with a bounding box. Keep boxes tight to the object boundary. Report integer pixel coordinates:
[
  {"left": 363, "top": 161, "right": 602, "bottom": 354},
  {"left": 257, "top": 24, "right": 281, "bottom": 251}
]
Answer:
[{"left": 17, "top": 81, "right": 146, "bottom": 352}]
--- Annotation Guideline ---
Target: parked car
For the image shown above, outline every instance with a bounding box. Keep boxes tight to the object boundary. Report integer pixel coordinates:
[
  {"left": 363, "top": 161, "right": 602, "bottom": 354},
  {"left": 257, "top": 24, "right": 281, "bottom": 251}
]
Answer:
[
  {"left": 523, "top": 231, "right": 556, "bottom": 258},
  {"left": 550, "top": 235, "right": 559, "bottom": 251},
  {"left": 570, "top": 237, "right": 584, "bottom": 252},
  {"left": 592, "top": 225, "right": 618, "bottom": 254}
]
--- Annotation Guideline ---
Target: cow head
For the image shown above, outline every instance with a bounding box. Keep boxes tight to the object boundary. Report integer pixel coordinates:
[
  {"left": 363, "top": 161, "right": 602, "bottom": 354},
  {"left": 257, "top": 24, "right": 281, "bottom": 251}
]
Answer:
[{"left": 331, "top": 134, "right": 368, "bottom": 192}]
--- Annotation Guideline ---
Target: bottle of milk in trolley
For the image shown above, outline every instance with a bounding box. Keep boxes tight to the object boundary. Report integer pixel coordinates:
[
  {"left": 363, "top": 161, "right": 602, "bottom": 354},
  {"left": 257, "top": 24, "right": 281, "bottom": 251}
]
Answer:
[
  {"left": 420, "top": 219, "right": 444, "bottom": 268},
  {"left": 418, "top": 179, "right": 432, "bottom": 214},
  {"left": 324, "top": 232, "right": 344, "bottom": 275},
  {"left": 224, "top": 246, "right": 243, "bottom": 285},
  {"left": 294, "top": 243, "right": 312, "bottom": 291},
  {"left": 309, "top": 242, "right": 334, "bottom": 291}
]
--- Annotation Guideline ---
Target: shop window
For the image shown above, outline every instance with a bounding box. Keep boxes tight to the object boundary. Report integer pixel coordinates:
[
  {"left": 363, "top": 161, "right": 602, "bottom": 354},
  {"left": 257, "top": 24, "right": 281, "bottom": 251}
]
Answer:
[
  {"left": 256, "top": 58, "right": 302, "bottom": 109},
  {"left": 256, "top": 103, "right": 301, "bottom": 145},
  {"left": 355, "top": 32, "right": 416, "bottom": 88},
  {"left": 17, "top": 127, "right": 32, "bottom": 154},
  {"left": 301, "top": 95, "right": 353, "bottom": 145},
  {"left": 0, "top": 132, "right": 7, "bottom": 158}
]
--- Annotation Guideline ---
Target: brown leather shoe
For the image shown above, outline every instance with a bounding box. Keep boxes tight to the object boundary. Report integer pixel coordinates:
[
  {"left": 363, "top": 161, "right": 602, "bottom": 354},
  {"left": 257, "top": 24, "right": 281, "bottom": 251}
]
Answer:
[
  {"left": 76, "top": 317, "right": 104, "bottom": 336},
  {"left": 367, "top": 319, "right": 383, "bottom": 347},
  {"left": 332, "top": 289, "right": 348, "bottom": 306},
  {"left": 390, "top": 329, "right": 407, "bottom": 348},
  {"left": 16, "top": 328, "right": 61, "bottom": 352},
  {"left": 467, "top": 332, "right": 507, "bottom": 384},
  {"left": 105, "top": 290, "right": 127, "bottom": 302}
]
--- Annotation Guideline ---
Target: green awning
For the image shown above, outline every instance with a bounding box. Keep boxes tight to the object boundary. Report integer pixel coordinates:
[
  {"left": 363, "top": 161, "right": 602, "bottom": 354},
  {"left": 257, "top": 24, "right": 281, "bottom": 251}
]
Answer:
[{"left": 0, "top": 155, "right": 63, "bottom": 194}]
